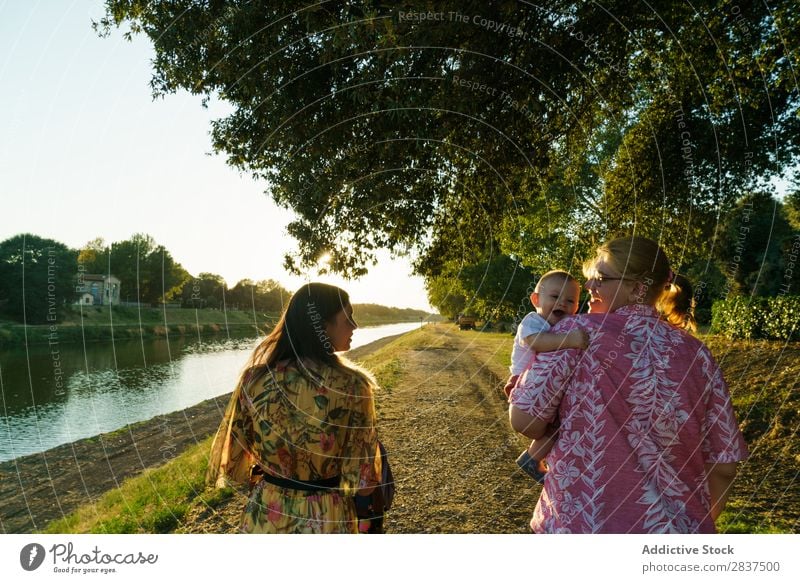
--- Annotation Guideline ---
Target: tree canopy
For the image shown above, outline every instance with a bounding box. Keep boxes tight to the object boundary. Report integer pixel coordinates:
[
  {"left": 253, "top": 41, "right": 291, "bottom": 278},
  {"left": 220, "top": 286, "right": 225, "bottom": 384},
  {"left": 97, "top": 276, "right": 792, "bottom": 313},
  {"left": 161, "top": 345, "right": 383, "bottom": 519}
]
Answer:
[
  {"left": 78, "top": 234, "right": 191, "bottom": 304},
  {"left": 98, "top": 0, "right": 800, "bottom": 316},
  {"left": 0, "top": 234, "right": 78, "bottom": 324}
]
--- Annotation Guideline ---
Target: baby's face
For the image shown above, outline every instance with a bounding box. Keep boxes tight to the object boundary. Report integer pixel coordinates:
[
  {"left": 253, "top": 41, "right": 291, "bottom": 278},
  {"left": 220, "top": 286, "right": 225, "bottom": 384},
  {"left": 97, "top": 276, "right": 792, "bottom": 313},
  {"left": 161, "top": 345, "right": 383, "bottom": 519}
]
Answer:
[{"left": 533, "top": 279, "right": 581, "bottom": 326}]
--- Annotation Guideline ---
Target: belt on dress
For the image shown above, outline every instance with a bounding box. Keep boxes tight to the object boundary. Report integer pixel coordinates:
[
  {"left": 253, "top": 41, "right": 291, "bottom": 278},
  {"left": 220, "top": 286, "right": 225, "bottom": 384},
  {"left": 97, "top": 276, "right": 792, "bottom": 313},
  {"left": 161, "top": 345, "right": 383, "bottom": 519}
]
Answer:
[{"left": 250, "top": 466, "right": 340, "bottom": 492}]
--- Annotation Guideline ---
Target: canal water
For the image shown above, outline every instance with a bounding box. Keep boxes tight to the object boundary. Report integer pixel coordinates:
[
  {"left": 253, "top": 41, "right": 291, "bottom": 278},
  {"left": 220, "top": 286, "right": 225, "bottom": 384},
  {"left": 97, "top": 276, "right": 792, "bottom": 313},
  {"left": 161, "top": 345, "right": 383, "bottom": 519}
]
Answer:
[{"left": 0, "top": 322, "right": 421, "bottom": 462}]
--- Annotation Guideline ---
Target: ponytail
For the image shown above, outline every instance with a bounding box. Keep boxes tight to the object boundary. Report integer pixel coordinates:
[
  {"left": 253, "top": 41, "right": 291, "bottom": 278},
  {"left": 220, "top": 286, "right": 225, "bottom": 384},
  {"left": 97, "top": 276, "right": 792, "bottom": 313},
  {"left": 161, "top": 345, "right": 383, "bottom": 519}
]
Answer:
[{"left": 657, "top": 273, "right": 696, "bottom": 332}]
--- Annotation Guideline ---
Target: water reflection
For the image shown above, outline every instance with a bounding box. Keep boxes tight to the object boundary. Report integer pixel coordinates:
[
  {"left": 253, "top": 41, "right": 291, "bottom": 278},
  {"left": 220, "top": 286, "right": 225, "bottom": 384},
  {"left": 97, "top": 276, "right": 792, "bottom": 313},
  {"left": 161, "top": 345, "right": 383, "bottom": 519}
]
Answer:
[{"left": 0, "top": 322, "right": 421, "bottom": 461}]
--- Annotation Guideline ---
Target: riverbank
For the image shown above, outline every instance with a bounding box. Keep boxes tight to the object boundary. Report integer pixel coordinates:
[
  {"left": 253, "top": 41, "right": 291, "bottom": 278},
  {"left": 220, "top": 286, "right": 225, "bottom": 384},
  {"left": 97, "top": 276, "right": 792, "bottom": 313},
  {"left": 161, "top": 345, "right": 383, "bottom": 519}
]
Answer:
[
  {"left": 0, "top": 307, "right": 273, "bottom": 348},
  {"left": 3, "top": 326, "right": 797, "bottom": 534},
  {"left": 0, "top": 305, "right": 438, "bottom": 347}
]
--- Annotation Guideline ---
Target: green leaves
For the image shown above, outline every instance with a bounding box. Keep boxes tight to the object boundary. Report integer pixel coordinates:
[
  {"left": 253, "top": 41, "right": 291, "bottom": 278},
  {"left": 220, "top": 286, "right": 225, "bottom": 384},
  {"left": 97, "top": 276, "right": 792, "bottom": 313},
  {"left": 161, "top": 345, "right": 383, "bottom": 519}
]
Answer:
[
  {"left": 0, "top": 234, "right": 78, "bottom": 324},
  {"left": 99, "top": 0, "right": 800, "bottom": 311},
  {"left": 712, "top": 296, "right": 800, "bottom": 340}
]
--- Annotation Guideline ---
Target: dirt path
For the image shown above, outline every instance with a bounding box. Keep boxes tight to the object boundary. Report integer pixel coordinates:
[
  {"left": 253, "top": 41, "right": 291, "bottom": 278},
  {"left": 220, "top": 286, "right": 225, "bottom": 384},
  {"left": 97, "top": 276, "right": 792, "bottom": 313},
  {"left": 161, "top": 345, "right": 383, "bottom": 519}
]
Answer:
[
  {"left": 375, "top": 328, "right": 532, "bottom": 533},
  {"left": 177, "top": 325, "right": 535, "bottom": 533}
]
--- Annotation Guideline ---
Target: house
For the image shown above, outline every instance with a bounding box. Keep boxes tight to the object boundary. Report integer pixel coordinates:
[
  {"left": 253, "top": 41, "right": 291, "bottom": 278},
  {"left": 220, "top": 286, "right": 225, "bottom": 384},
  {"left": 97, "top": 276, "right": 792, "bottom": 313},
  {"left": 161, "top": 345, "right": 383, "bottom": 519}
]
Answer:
[
  {"left": 76, "top": 292, "right": 94, "bottom": 305},
  {"left": 76, "top": 274, "right": 121, "bottom": 306}
]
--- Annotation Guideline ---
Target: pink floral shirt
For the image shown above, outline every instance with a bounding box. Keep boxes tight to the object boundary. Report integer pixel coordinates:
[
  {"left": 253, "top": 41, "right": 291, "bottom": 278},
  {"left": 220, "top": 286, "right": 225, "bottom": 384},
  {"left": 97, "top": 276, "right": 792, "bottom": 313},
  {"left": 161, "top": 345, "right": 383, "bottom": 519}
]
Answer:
[{"left": 510, "top": 304, "right": 748, "bottom": 533}]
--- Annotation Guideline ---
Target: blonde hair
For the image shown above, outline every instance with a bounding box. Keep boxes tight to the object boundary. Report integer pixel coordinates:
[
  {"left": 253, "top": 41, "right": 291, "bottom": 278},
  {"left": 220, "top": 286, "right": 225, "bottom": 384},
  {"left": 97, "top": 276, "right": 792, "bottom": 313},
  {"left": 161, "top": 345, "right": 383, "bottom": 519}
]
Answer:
[
  {"left": 586, "top": 236, "right": 696, "bottom": 332},
  {"left": 535, "top": 270, "right": 579, "bottom": 293}
]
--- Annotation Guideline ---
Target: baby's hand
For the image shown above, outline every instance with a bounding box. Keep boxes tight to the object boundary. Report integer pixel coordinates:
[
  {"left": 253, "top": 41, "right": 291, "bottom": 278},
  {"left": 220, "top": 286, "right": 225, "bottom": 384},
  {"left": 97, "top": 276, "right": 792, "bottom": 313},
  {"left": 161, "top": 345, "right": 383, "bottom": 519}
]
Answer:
[{"left": 565, "top": 328, "right": 590, "bottom": 350}]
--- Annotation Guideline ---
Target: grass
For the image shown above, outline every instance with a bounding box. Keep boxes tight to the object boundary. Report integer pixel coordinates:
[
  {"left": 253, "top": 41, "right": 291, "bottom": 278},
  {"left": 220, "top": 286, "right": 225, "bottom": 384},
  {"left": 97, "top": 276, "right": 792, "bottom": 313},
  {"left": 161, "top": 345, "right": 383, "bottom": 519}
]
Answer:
[{"left": 42, "top": 439, "right": 215, "bottom": 534}]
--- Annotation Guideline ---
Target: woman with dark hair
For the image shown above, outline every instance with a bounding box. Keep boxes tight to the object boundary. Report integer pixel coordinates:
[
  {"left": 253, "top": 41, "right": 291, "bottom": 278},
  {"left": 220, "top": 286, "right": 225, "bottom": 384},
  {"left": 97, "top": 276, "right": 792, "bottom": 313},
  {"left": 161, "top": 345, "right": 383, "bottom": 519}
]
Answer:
[
  {"left": 509, "top": 236, "right": 748, "bottom": 533},
  {"left": 207, "top": 282, "right": 382, "bottom": 533}
]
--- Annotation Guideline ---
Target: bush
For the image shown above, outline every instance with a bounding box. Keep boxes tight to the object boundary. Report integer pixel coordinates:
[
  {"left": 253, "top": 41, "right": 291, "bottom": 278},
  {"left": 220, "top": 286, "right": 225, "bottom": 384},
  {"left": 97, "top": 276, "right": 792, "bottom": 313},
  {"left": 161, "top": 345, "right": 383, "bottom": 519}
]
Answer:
[
  {"left": 711, "top": 296, "right": 799, "bottom": 340},
  {"left": 762, "top": 296, "right": 800, "bottom": 340}
]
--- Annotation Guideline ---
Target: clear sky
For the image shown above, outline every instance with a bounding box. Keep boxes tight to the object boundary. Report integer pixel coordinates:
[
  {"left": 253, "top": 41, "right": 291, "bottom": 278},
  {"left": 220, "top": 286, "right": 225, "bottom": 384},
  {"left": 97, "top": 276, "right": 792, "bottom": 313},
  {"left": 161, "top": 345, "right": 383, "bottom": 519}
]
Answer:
[{"left": 0, "top": 0, "right": 433, "bottom": 311}]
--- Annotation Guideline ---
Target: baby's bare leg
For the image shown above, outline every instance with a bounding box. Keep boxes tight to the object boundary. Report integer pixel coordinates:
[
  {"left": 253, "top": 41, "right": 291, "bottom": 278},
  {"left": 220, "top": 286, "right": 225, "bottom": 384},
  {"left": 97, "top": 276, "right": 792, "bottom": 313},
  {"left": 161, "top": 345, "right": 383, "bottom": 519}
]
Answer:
[{"left": 526, "top": 432, "right": 556, "bottom": 462}]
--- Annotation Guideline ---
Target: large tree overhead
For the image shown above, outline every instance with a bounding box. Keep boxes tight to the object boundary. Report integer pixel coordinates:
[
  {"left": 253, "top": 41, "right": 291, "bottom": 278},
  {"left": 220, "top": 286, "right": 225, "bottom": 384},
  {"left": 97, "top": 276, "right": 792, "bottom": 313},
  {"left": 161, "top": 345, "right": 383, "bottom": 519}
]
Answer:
[{"left": 98, "top": 0, "right": 799, "bottom": 291}]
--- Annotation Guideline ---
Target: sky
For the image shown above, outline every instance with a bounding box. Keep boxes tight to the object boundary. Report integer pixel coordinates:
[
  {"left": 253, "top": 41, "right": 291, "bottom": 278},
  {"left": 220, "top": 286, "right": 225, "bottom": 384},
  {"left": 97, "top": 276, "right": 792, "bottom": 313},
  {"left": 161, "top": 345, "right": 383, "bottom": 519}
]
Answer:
[{"left": 0, "top": 0, "right": 433, "bottom": 311}]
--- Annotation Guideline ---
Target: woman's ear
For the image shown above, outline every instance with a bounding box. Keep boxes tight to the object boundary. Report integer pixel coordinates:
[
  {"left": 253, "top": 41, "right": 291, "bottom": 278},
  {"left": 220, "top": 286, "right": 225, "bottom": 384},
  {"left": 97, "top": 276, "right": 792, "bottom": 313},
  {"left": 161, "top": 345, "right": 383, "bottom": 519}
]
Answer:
[{"left": 628, "top": 281, "right": 647, "bottom": 303}]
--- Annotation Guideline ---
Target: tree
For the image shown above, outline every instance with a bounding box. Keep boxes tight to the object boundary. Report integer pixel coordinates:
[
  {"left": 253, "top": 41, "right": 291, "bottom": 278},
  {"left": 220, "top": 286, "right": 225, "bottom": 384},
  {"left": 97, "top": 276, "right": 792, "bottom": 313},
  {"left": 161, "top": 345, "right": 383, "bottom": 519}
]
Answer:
[
  {"left": 227, "top": 279, "right": 255, "bottom": 311},
  {"left": 140, "top": 244, "right": 191, "bottom": 304},
  {"left": 253, "top": 279, "right": 290, "bottom": 313},
  {"left": 98, "top": 0, "right": 800, "bottom": 285},
  {"left": 77, "top": 237, "right": 107, "bottom": 273},
  {"left": 180, "top": 272, "right": 227, "bottom": 308},
  {"left": 0, "top": 234, "right": 78, "bottom": 324},
  {"left": 716, "top": 192, "right": 798, "bottom": 297},
  {"left": 785, "top": 189, "right": 800, "bottom": 231},
  {"left": 83, "top": 234, "right": 191, "bottom": 304},
  {"left": 425, "top": 273, "right": 467, "bottom": 320},
  {"left": 226, "top": 278, "right": 290, "bottom": 313}
]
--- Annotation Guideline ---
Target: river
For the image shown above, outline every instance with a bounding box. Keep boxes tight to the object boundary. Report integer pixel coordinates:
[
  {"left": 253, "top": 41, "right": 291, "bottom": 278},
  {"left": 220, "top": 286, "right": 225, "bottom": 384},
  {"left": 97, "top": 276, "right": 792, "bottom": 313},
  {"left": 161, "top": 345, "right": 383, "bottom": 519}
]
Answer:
[{"left": 0, "top": 321, "right": 421, "bottom": 462}]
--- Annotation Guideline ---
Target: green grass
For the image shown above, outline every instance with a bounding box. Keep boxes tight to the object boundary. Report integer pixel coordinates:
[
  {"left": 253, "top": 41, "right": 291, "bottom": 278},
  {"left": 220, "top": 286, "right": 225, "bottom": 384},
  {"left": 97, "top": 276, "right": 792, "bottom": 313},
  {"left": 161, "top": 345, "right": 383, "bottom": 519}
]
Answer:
[{"left": 42, "top": 439, "right": 214, "bottom": 534}]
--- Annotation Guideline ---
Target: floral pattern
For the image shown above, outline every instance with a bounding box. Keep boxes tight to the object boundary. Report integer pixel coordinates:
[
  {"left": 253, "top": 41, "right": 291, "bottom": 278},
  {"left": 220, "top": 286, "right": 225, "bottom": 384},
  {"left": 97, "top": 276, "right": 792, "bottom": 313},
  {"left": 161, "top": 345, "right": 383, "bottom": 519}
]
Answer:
[
  {"left": 209, "top": 358, "right": 381, "bottom": 533},
  {"left": 512, "top": 304, "right": 748, "bottom": 533}
]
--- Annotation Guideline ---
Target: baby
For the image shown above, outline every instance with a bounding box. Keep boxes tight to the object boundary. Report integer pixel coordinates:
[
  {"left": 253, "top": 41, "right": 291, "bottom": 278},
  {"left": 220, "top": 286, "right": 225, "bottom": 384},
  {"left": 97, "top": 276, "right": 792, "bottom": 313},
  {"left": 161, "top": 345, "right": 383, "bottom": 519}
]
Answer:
[{"left": 504, "top": 270, "right": 588, "bottom": 483}]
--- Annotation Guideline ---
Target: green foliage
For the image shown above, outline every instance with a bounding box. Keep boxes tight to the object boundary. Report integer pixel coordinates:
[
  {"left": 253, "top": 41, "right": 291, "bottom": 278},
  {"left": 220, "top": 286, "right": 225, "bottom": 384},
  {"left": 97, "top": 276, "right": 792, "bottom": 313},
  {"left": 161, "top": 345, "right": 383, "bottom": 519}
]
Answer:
[
  {"left": 786, "top": 190, "right": 800, "bottom": 231},
  {"left": 97, "top": 0, "right": 800, "bottom": 282},
  {"left": 716, "top": 192, "right": 798, "bottom": 297},
  {"left": 351, "top": 303, "right": 431, "bottom": 325},
  {"left": 77, "top": 233, "right": 191, "bottom": 305},
  {"left": 0, "top": 234, "right": 78, "bottom": 324},
  {"left": 425, "top": 273, "right": 467, "bottom": 320},
  {"left": 180, "top": 272, "right": 227, "bottom": 309},
  {"left": 711, "top": 296, "right": 799, "bottom": 340},
  {"left": 684, "top": 259, "right": 729, "bottom": 325},
  {"left": 226, "top": 278, "right": 290, "bottom": 313},
  {"left": 761, "top": 296, "right": 800, "bottom": 341}
]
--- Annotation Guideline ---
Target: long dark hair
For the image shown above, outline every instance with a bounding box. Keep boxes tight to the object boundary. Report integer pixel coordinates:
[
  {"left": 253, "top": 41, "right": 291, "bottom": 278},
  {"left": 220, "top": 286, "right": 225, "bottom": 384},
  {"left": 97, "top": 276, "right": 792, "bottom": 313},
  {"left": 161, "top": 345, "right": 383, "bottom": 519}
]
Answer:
[{"left": 247, "top": 282, "right": 350, "bottom": 371}]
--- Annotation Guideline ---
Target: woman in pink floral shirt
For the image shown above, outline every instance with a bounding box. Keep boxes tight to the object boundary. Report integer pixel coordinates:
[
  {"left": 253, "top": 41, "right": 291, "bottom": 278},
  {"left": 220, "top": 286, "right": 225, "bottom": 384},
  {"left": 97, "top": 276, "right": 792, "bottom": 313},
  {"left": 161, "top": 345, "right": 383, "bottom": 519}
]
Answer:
[{"left": 510, "top": 236, "right": 748, "bottom": 533}]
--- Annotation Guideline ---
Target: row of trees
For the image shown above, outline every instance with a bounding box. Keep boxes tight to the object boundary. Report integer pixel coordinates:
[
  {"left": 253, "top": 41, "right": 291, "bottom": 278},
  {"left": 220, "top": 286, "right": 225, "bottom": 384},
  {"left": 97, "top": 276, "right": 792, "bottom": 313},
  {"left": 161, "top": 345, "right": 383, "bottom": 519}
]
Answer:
[
  {"left": 181, "top": 273, "right": 289, "bottom": 312},
  {"left": 431, "top": 191, "right": 800, "bottom": 322},
  {"left": 0, "top": 233, "right": 291, "bottom": 324},
  {"left": 98, "top": 0, "right": 800, "bottom": 323}
]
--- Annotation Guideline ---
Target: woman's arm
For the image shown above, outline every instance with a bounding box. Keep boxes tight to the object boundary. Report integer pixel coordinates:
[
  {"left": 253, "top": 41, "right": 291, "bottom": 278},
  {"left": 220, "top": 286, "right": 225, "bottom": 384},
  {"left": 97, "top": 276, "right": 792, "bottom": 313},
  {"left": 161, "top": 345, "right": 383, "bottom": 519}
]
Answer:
[
  {"left": 705, "top": 462, "right": 738, "bottom": 521},
  {"left": 341, "top": 375, "right": 382, "bottom": 497}
]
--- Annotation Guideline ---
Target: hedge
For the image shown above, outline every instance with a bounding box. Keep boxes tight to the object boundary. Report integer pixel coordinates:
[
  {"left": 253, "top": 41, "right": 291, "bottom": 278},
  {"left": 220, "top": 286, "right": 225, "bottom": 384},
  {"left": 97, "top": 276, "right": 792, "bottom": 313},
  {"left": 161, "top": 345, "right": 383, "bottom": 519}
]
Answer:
[{"left": 711, "top": 296, "right": 800, "bottom": 340}]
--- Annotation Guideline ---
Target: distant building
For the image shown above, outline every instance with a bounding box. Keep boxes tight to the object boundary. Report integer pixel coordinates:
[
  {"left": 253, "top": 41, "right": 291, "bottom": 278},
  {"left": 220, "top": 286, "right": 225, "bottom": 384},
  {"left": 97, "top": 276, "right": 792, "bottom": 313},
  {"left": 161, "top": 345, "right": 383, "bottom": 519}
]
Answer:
[
  {"left": 76, "top": 274, "right": 121, "bottom": 306},
  {"left": 77, "top": 292, "right": 94, "bottom": 305}
]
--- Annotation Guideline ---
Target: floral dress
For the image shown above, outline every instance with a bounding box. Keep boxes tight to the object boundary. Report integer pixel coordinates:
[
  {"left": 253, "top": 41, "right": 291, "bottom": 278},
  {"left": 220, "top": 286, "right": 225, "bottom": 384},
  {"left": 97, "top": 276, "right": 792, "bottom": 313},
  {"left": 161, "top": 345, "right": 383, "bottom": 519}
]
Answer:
[
  {"left": 510, "top": 304, "right": 749, "bottom": 533},
  {"left": 207, "top": 358, "right": 381, "bottom": 533}
]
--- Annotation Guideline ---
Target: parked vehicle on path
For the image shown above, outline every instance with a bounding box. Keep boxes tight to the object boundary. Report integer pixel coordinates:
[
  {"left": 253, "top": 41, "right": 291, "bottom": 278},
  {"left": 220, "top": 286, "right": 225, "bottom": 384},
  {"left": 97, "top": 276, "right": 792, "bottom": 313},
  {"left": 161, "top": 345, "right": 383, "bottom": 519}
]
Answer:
[{"left": 457, "top": 314, "right": 476, "bottom": 330}]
